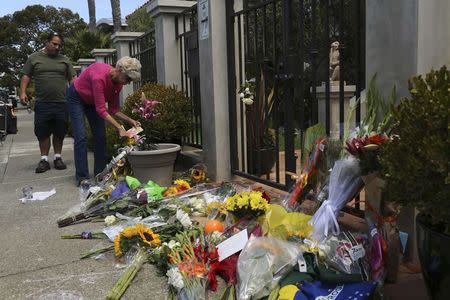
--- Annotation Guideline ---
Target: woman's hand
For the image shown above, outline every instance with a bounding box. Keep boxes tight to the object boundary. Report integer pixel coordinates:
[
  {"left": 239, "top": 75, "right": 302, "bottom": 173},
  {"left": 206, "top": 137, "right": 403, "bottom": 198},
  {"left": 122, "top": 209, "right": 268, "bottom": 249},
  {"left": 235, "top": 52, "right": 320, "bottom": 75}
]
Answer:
[
  {"left": 129, "top": 119, "right": 141, "bottom": 128},
  {"left": 118, "top": 126, "right": 128, "bottom": 137}
]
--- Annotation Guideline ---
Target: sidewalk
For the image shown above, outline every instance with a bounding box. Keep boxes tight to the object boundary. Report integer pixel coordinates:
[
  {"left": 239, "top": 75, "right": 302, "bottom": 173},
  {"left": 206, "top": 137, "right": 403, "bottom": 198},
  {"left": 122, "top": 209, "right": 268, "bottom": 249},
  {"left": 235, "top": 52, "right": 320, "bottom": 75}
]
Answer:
[
  {"left": 0, "top": 110, "right": 429, "bottom": 299},
  {"left": 0, "top": 110, "right": 167, "bottom": 299}
]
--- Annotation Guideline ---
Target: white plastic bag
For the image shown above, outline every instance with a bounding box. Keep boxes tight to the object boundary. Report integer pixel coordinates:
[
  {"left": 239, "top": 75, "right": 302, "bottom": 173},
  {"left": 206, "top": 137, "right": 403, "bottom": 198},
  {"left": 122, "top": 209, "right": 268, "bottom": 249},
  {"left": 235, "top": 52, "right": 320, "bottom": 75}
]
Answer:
[{"left": 237, "top": 236, "right": 300, "bottom": 300}]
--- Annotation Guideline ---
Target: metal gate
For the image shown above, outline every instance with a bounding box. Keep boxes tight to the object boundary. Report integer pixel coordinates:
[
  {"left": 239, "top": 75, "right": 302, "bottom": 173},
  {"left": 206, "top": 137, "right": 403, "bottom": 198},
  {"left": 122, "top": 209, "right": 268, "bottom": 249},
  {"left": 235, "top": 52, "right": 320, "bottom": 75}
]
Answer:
[
  {"left": 129, "top": 29, "right": 157, "bottom": 90},
  {"left": 227, "top": 0, "right": 365, "bottom": 190},
  {"left": 176, "top": 4, "right": 202, "bottom": 148}
]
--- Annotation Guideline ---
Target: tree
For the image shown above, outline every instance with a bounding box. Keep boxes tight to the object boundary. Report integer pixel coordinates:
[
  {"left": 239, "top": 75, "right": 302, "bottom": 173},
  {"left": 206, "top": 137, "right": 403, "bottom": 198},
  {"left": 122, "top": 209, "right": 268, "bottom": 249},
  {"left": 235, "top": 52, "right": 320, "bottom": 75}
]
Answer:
[
  {"left": 126, "top": 6, "right": 153, "bottom": 32},
  {"left": 64, "top": 29, "right": 111, "bottom": 62},
  {"left": 87, "top": 0, "right": 96, "bottom": 32},
  {"left": 110, "top": 0, "right": 122, "bottom": 32},
  {"left": 0, "top": 5, "right": 87, "bottom": 89}
]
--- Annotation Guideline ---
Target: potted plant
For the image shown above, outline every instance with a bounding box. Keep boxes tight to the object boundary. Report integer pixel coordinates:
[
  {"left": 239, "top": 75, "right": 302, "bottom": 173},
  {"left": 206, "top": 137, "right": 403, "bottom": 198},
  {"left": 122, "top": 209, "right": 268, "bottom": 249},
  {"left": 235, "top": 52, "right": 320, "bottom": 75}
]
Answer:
[
  {"left": 239, "top": 70, "right": 276, "bottom": 176},
  {"left": 380, "top": 66, "right": 450, "bottom": 299},
  {"left": 108, "top": 83, "right": 192, "bottom": 186}
]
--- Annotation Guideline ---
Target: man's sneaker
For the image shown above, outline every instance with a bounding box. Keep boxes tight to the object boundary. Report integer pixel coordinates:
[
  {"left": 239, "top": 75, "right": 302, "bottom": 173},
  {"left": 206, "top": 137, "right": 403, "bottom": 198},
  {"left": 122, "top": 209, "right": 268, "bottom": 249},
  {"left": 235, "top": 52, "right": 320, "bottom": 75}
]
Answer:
[
  {"left": 53, "top": 157, "right": 67, "bottom": 170},
  {"left": 35, "top": 159, "right": 50, "bottom": 173}
]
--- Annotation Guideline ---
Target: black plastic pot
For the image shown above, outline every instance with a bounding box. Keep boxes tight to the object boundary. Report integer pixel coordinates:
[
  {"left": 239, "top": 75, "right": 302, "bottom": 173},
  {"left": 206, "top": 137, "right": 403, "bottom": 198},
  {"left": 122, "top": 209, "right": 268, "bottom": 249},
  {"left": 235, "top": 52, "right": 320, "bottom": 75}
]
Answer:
[
  {"left": 248, "top": 147, "right": 276, "bottom": 176},
  {"left": 416, "top": 213, "right": 450, "bottom": 300}
]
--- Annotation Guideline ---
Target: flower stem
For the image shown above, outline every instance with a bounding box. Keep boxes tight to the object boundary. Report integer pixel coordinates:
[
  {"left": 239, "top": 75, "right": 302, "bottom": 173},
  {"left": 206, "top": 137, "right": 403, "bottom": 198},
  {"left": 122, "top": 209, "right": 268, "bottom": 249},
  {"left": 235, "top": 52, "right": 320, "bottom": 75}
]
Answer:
[
  {"left": 106, "top": 247, "right": 148, "bottom": 300},
  {"left": 80, "top": 245, "right": 114, "bottom": 259}
]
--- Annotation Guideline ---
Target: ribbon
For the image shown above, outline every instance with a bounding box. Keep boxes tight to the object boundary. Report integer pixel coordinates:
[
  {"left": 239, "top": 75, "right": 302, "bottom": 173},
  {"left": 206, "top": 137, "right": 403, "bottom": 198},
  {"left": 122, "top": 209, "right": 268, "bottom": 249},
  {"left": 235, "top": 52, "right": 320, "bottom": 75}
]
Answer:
[{"left": 309, "top": 200, "right": 340, "bottom": 241}]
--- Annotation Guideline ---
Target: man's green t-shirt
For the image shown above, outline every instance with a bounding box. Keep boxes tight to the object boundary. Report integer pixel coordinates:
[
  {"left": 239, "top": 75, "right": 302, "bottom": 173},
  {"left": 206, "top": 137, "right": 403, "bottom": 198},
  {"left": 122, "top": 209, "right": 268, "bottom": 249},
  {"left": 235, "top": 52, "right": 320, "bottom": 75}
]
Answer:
[{"left": 22, "top": 51, "right": 76, "bottom": 102}]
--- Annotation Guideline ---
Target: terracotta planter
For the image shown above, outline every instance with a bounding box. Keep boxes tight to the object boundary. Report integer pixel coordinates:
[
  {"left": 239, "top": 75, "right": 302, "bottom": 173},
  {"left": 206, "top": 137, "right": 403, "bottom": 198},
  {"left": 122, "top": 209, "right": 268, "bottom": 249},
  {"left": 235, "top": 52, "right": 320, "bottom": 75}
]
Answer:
[{"left": 127, "top": 143, "right": 181, "bottom": 186}]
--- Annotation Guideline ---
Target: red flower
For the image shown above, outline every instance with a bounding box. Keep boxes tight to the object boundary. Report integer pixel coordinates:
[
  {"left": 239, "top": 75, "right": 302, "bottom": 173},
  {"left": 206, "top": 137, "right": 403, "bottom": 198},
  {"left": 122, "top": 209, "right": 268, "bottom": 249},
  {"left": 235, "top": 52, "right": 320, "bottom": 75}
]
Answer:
[{"left": 368, "top": 134, "right": 389, "bottom": 145}]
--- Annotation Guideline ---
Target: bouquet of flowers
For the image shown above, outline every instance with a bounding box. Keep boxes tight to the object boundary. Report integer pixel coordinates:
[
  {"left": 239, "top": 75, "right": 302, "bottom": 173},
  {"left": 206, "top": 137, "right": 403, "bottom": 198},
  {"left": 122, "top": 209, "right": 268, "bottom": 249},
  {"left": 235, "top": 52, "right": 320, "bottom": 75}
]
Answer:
[
  {"left": 224, "top": 190, "right": 269, "bottom": 219},
  {"left": 166, "top": 230, "right": 215, "bottom": 300},
  {"left": 309, "top": 157, "right": 364, "bottom": 241},
  {"left": 345, "top": 133, "right": 390, "bottom": 175},
  {"left": 106, "top": 223, "right": 162, "bottom": 300}
]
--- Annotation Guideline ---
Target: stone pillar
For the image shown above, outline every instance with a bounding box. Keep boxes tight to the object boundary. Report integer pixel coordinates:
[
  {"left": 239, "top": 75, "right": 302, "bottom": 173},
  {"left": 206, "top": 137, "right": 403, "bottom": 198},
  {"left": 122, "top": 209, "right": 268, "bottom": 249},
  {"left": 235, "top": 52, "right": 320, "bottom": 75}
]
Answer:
[
  {"left": 111, "top": 32, "right": 144, "bottom": 105},
  {"left": 147, "top": 0, "right": 195, "bottom": 87},
  {"left": 90, "top": 48, "right": 117, "bottom": 63},
  {"left": 197, "top": 0, "right": 231, "bottom": 181},
  {"left": 366, "top": 0, "right": 450, "bottom": 265},
  {"left": 316, "top": 83, "right": 356, "bottom": 140},
  {"left": 77, "top": 58, "right": 96, "bottom": 72}
]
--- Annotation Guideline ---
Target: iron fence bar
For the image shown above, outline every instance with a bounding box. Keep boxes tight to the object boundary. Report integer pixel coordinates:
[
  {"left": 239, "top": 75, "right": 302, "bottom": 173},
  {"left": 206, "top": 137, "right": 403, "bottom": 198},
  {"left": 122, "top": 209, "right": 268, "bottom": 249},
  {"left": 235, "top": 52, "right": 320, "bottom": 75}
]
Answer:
[
  {"left": 282, "top": 0, "right": 296, "bottom": 188},
  {"left": 311, "top": 0, "right": 318, "bottom": 125},
  {"left": 273, "top": 0, "right": 280, "bottom": 184},
  {"left": 297, "top": 0, "right": 305, "bottom": 161},
  {"left": 238, "top": 14, "right": 245, "bottom": 171},
  {"left": 227, "top": 0, "right": 238, "bottom": 172},
  {"left": 234, "top": 0, "right": 281, "bottom": 17},
  {"left": 324, "top": 0, "right": 331, "bottom": 135},
  {"left": 355, "top": 0, "right": 363, "bottom": 126},
  {"left": 253, "top": 8, "right": 261, "bottom": 176},
  {"left": 338, "top": 0, "right": 345, "bottom": 139},
  {"left": 234, "top": 170, "right": 287, "bottom": 191}
]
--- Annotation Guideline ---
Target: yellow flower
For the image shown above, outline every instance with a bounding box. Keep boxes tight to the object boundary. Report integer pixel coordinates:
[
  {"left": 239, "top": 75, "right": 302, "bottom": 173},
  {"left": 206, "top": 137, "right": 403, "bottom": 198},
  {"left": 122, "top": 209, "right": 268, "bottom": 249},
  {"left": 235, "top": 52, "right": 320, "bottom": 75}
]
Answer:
[
  {"left": 191, "top": 169, "right": 206, "bottom": 182},
  {"left": 236, "top": 196, "right": 248, "bottom": 208},
  {"left": 225, "top": 197, "right": 236, "bottom": 211},
  {"left": 138, "top": 224, "right": 161, "bottom": 247},
  {"left": 174, "top": 179, "right": 190, "bottom": 190},
  {"left": 114, "top": 234, "right": 123, "bottom": 257}
]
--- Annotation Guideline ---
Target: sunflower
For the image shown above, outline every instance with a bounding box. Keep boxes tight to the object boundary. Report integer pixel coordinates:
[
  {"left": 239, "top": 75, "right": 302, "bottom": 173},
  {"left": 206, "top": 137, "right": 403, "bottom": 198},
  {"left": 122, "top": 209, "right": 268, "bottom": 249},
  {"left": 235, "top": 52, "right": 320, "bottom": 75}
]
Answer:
[
  {"left": 138, "top": 224, "right": 161, "bottom": 247},
  {"left": 114, "top": 234, "right": 124, "bottom": 257},
  {"left": 191, "top": 169, "right": 206, "bottom": 182}
]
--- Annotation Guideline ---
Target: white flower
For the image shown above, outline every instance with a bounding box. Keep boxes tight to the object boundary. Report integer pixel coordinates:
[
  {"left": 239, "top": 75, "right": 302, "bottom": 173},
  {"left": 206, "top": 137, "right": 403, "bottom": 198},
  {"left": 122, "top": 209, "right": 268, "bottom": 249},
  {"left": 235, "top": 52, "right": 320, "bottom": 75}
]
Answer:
[
  {"left": 239, "top": 92, "right": 245, "bottom": 98},
  {"left": 104, "top": 215, "right": 117, "bottom": 226},
  {"left": 249, "top": 95, "right": 254, "bottom": 100},
  {"left": 166, "top": 267, "right": 184, "bottom": 290},
  {"left": 242, "top": 98, "right": 254, "bottom": 105},
  {"left": 176, "top": 209, "right": 192, "bottom": 228},
  {"left": 245, "top": 87, "right": 250, "bottom": 93},
  {"left": 163, "top": 240, "right": 181, "bottom": 250}
]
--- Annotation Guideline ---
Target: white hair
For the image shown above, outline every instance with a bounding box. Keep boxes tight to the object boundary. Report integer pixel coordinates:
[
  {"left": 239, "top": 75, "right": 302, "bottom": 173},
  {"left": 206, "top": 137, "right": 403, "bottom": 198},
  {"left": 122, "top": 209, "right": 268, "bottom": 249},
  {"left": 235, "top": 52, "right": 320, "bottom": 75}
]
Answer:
[{"left": 116, "top": 56, "right": 142, "bottom": 81}]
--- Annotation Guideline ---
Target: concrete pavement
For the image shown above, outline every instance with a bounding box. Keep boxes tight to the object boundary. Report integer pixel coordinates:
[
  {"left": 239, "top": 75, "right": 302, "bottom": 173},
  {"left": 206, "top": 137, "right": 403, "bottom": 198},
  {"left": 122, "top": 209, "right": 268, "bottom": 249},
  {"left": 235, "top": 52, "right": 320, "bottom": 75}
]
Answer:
[{"left": 0, "top": 110, "right": 167, "bottom": 299}]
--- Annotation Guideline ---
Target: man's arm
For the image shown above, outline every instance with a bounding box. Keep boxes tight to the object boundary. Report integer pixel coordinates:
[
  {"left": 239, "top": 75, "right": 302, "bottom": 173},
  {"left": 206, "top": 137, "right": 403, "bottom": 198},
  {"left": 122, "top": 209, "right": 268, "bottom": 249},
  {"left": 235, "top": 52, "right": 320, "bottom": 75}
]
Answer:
[{"left": 19, "top": 75, "right": 31, "bottom": 104}]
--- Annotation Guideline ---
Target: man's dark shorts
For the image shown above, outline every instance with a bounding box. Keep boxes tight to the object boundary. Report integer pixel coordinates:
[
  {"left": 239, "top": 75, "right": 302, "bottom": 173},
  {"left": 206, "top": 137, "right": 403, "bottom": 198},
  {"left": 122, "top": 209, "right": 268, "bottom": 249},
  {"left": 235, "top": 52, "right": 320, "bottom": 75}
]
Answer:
[{"left": 34, "top": 101, "right": 68, "bottom": 140}]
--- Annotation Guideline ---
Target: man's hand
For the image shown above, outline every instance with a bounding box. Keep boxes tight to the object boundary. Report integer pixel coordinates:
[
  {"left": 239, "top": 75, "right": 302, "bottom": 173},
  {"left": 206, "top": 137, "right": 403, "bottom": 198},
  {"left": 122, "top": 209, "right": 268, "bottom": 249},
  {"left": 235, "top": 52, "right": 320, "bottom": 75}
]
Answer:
[{"left": 19, "top": 92, "right": 28, "bottom": 105}]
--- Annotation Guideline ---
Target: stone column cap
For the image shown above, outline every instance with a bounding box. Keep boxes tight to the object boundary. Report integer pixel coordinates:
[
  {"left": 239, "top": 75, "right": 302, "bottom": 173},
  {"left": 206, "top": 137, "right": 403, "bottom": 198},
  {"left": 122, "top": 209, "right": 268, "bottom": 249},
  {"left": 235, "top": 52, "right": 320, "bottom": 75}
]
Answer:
[
  {"left": 147, "top": 0, "right": 196, "bottom": 18},
  {"left": 77, "top": 58, "right": 96, "bottom": 65},
  {"left": 90, "top": 48, "right": 117, "bottom": 57},
  {"left": 111, "top": 32, "right": 144, "bottom": 43}
]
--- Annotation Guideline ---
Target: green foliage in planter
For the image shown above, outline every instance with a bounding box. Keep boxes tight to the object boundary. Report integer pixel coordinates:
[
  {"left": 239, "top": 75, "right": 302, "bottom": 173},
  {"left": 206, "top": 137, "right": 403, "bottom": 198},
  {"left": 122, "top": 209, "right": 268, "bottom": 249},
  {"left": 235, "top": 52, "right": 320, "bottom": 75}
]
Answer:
[
  {"left": 105, "top": 83, "right": 193, "bottom": 158},
  {"left": 124, "top": 83, "right": 192, "bottom": 142},
  {"left": 380, "top": 66, "right": 450, "bottom": 232}
]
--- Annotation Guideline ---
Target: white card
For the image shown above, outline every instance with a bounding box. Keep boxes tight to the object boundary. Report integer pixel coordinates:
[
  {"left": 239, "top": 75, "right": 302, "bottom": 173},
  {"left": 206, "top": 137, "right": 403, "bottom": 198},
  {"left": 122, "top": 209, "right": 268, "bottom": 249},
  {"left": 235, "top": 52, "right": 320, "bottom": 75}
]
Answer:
[
  {"left": 349, "top": 244, "right": 365, "bottom": 261},
  {"left": 217, "top": 229, "right": 248, "bottom": 262},
  {"left": 102, "top": 224, "right": 125, "bottom": 242}
]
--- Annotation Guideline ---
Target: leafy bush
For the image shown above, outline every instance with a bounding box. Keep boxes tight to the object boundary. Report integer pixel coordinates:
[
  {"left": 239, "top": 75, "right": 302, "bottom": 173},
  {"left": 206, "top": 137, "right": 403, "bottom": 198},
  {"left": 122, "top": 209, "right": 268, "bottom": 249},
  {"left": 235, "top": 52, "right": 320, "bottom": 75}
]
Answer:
[
  {"left": 106, "top": 83, "right": 193, "bottom": 158},
  {"left": 380, "top": 66, "right": 450, "bottom": 232}
]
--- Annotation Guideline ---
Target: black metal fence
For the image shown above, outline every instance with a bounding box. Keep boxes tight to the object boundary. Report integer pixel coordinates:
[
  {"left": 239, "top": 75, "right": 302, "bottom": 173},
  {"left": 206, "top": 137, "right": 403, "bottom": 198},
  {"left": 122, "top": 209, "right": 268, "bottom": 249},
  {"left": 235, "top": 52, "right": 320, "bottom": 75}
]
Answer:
[
  {"left": 176, "top": 4, "right": 202, "bottom": 148},
  {"left": 104, "top": 50, "right": 117, "bottom": 66},
  {"left": 129, "top": 29, "right": 157, "bottom": 90},
  {"left": 227, "top": 0, "right": 365, "bottom": 190}
]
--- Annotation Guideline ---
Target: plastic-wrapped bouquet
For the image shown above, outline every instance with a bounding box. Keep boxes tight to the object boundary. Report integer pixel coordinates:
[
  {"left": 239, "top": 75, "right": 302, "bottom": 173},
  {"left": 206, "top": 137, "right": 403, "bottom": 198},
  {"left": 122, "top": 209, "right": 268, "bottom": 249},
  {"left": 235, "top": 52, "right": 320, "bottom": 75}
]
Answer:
[{"left": 309, "top": 157, "right": 364, "bottom": 241}]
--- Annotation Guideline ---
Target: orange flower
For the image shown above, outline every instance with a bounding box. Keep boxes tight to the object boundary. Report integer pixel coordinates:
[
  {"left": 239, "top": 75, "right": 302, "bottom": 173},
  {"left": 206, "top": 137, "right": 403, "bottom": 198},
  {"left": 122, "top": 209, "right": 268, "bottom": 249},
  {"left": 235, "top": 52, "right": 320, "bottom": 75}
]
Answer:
[{"left": 368, "top": 134, "right": 389, "bottom": 145}]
